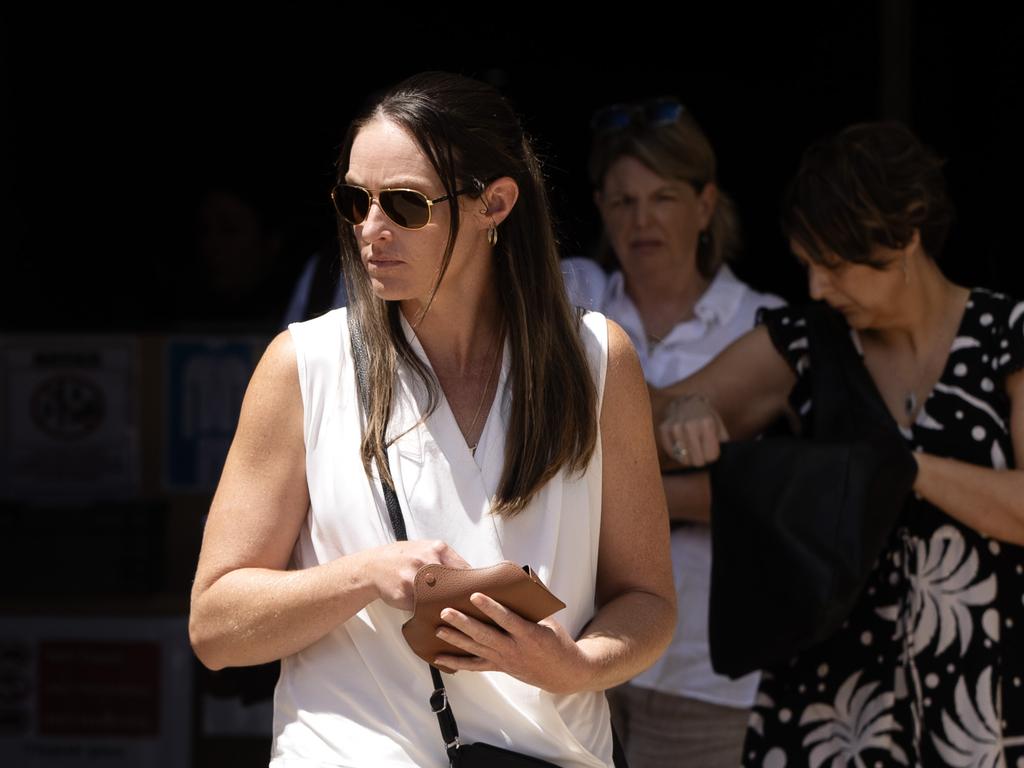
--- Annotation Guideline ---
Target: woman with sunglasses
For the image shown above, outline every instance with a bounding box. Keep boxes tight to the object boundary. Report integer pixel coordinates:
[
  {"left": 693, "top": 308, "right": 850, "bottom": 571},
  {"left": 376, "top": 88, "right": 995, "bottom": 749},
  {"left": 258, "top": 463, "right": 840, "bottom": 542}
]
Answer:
[
  {"left": 654, "top": 122, "right": 1024, "bottom": 766},
  {"left": 189, "top": 72, "right": 675, "bottom": 767},
  {"left": 561, "top": 100, "right": 783, "bottom": 767}
]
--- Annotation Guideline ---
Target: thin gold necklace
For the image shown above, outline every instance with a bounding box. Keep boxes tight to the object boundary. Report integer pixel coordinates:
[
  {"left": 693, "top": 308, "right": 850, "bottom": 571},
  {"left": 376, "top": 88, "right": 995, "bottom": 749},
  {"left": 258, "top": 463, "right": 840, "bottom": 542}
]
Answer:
[
  {"left": 466, "top": 325, "right": 503, "bottom": 455},
  {"left": 644, "top": 307, "right": 697, "bottom": 348}
]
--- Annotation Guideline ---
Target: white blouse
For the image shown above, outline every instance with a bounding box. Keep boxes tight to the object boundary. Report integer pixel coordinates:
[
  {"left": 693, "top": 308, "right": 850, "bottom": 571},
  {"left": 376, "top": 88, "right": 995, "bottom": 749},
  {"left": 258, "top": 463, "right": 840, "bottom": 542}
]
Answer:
[{"left": 271, "top": 307, "right": 612, "bottom": 767}]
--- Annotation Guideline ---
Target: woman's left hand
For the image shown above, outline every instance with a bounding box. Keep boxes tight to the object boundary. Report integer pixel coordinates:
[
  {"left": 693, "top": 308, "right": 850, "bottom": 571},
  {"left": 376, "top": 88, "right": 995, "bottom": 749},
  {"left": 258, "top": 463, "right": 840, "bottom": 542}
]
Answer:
[
  {"left": 434, "top": 592, "right": 588, "bottom": 694},
  {"left": 658, "top": 393, "right": 729, "bottom": 467}
]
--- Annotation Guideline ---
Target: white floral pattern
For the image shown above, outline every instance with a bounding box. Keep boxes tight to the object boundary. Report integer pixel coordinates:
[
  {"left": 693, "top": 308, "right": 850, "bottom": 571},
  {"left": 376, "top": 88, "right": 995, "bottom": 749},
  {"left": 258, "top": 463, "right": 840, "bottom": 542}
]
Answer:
[
  {"left": 800, "top": 671, "right": 909, "bottom": 766},
  {"left": 932, "top": 667, "right": 1024, "bottom": 768},
  {"left": 908, "top": 526, "right": 997, "bottom": 657}
]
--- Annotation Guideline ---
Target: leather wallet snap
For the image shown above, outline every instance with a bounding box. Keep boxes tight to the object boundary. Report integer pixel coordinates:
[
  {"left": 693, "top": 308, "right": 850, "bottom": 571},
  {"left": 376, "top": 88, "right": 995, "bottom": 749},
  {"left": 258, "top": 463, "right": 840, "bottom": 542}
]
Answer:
[{"left": 401, "top": 561, "right": 566, "bottom": 672}]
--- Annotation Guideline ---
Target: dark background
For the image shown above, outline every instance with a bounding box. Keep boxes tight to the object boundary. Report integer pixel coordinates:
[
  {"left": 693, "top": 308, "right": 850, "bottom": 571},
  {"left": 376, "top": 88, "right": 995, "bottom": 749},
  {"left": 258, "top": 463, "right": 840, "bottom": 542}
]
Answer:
[
  {"left": 2, "top": 3, "right": 1023, "bottom": 766},
  {"left": 5, "top": 3, "right": 1023, "bottom": 335}
]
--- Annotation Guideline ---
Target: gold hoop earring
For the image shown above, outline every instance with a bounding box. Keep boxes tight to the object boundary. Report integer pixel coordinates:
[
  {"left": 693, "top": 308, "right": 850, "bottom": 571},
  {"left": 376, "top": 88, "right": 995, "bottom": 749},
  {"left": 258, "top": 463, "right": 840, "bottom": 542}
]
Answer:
[{"left": 487, "top": 218, "right": 498, "bottom": 247}]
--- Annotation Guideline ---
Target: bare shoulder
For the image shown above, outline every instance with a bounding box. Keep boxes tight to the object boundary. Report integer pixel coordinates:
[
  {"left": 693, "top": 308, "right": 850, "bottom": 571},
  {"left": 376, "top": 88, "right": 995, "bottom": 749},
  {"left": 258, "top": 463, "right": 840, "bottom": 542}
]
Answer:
[
  {"left": 255, "top": 329, "right": 301, "bottom": 391},
  {"left": 604, "top": 318, "right": 642, "bottom": 380},
  {"left": 239, "top": 330, "right": 303, "bottom": 425},
  {"left": 601, "top": 318, "right": 647, "bottom": 425},
  {"left": 220, "top": 329, "right": 304, "bottom": 485}
]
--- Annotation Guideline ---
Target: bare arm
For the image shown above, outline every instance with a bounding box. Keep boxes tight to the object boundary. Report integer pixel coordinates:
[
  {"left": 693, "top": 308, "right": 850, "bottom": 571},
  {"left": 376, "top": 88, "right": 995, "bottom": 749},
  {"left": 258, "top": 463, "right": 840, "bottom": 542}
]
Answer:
[
  {"left": 578, "top": 319, "right": 677, "bottom": 686},
  {"left": 911, "top": 369, "right": 1024, "bottom": 545},
  {"left": 651, "top": 325, "right": 794, "bottom": 511},
  {"left": 652, "top": 325, "right": 795, "bottom": 439},
  {"left": 189, "top": 331, "right": 468, "bottom": 670},
  {"left": 652, "top": 325, "right": 797, "bottom": 467},
  {"left": 435, "top": 320, "right": 676, "bottom": 693},
  {"left": 663, "top": 472, "right": 711, "bottom": 523}
]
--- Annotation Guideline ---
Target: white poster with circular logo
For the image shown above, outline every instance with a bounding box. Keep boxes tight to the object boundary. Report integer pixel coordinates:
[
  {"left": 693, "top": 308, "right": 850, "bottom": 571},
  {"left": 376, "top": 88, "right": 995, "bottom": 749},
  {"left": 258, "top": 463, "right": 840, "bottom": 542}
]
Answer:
[{"left": 0, "top": 337, "right": 140, "bottom": 502}]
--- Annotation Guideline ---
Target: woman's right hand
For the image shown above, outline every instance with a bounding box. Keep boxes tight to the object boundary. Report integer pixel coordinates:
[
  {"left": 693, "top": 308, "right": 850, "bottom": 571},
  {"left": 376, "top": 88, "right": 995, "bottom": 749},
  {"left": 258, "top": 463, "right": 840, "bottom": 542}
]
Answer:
[
  {"left": 658, "top": 393, "right": 729, "bottom": 468},
  {"left": 366, "top": 540, "right": 471, "bottom": 611}
]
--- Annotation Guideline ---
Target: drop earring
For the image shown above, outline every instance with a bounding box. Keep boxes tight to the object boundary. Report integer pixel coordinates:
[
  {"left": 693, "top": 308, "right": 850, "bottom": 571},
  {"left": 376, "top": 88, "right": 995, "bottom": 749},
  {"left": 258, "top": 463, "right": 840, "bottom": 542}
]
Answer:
[{"left": 480, "top": 202, "right": 498, "bottom": 246}]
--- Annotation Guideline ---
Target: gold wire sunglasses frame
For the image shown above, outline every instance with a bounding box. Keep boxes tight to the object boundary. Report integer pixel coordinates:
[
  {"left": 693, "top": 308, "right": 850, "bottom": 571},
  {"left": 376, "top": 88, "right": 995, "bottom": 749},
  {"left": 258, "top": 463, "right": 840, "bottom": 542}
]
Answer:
[{"left": 331, "top": 183, "right": 473, "bottom": 230}]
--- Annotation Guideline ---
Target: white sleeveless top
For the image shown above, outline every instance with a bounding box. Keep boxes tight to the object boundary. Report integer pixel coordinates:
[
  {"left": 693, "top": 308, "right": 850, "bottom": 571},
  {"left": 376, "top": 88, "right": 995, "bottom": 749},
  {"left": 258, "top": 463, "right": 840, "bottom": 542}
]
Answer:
[{"left": 271, "top": 308, "right": 611, "bottom": 768}]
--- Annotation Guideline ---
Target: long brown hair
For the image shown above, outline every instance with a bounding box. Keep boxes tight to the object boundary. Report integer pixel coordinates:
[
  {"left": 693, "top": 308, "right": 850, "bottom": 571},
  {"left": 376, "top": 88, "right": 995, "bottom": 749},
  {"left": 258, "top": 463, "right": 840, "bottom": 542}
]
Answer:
[{"left": 337, "top": 72, "right": 597, "bottom": 517}]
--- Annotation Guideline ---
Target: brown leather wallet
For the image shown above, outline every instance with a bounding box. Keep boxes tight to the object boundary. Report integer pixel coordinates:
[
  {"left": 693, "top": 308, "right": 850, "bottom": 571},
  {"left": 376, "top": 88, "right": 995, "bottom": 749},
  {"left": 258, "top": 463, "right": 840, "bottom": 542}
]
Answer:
[{"left": 401, "top": 561, "right": 566, "bottom": 673}]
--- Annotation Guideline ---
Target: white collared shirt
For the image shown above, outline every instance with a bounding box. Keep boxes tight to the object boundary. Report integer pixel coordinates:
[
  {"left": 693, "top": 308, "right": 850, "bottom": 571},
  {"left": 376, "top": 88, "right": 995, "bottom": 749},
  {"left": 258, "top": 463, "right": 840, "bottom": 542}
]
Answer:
[{"left": 561, "top": 257, "right": 785, "bottom": 708}]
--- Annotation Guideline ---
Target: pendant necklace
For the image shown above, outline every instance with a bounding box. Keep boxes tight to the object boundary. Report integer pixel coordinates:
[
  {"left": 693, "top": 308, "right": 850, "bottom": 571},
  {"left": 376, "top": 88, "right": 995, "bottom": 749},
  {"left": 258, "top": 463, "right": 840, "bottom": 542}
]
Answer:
[{"left": 465, "top": 326, "right": 503, "bottom": 455}]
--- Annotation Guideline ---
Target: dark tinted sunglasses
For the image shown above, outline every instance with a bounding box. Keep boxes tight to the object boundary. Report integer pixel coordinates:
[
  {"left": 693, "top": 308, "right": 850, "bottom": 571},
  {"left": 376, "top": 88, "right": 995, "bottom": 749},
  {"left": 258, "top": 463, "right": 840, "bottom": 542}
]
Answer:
[
  {"left": 331, "top": 183, "right": 472, "bottom": 230},
  {"left": 591, "top": 98, "right": 687, "bottom": 134}
]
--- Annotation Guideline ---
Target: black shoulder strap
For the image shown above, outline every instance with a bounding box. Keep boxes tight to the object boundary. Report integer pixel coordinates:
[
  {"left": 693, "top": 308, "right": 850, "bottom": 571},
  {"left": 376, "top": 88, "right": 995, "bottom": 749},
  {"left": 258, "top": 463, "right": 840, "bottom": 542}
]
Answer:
[
  {"left": 348, "top": 312, "right": 408, "bottom": 542},
  {"left": 347, "top": 311, "right": 462, "bottom": 765}
]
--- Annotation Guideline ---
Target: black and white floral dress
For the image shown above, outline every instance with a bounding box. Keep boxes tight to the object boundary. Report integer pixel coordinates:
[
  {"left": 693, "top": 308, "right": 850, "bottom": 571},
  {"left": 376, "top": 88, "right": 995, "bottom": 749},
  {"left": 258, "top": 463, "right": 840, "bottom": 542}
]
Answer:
[{"left": 743, "top": 288, "right": 1024, "bottom": 768}]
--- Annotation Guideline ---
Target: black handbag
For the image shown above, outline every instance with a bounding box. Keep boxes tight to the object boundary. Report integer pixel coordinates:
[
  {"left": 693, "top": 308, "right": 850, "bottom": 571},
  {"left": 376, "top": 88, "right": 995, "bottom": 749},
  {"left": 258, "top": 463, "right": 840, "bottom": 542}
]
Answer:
[
  {"left": 707, "top": 303, "right": 918, "bottom": 678},
  {"left": 348, "top": 316, "right": 598, "bottom": 768}
]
